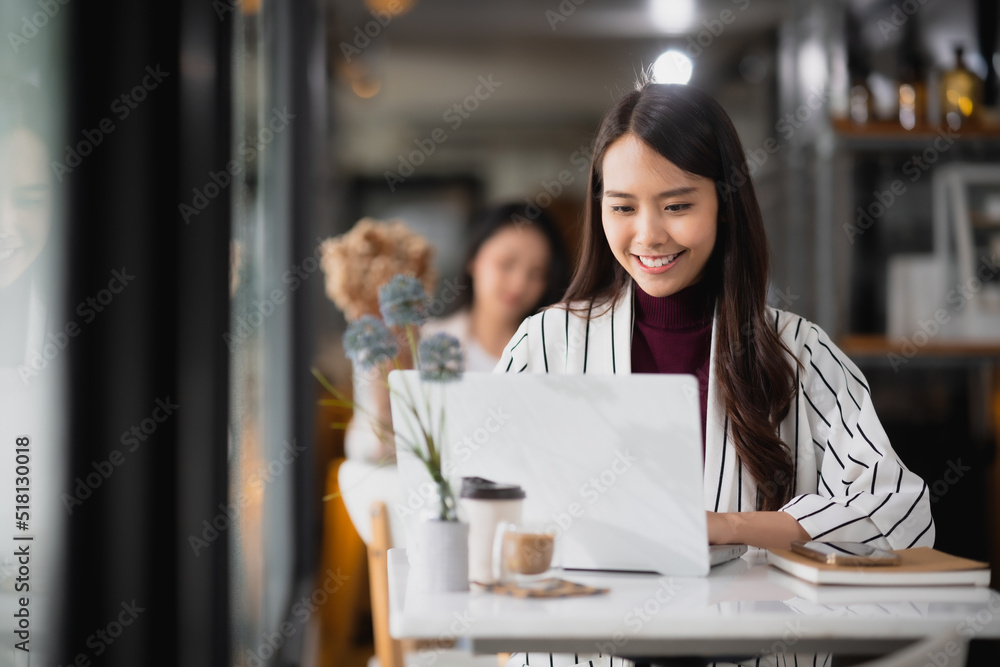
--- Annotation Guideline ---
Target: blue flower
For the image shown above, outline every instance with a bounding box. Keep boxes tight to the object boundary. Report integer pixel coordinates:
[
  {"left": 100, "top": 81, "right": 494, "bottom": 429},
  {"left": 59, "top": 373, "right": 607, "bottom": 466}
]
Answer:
[
  {"left": 418, "top": 333, "right": 464, "bottom": 382},
  {"left": 343, "top": 315, "right": 399, "bottom": 370},
  {"left": 378, "top": 274, "right": 430, "bottom": 328}
]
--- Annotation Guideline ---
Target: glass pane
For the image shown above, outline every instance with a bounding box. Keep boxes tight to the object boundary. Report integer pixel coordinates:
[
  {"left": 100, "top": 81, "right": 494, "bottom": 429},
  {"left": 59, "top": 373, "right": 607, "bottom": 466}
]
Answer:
[
  {"left": 229, "top": 0, "right": 296, "bottom": 662},
  {"left": 0, "top": 2, "right": 67, "bottom": 664}
]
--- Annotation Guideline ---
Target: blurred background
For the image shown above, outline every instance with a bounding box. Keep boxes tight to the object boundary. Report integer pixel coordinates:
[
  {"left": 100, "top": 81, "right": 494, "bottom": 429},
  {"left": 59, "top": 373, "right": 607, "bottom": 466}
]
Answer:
[{"left": 1, "top": 0, "right": 999, "bottom": 665}]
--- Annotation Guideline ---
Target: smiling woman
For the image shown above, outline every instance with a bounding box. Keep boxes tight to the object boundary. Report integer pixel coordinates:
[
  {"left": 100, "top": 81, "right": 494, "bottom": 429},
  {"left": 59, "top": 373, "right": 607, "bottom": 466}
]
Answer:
[
  {"left": 0, "top": 79, "right": 54, "bottom": 370},
  {"left": 600, "top": 134, "right": 717, "bottom": 297},
  {"left": 496, "top": 81, "right": 935, "bottom": 667},
  {"left": 0, "top": 128, "right": 51, "bottom": 287}
]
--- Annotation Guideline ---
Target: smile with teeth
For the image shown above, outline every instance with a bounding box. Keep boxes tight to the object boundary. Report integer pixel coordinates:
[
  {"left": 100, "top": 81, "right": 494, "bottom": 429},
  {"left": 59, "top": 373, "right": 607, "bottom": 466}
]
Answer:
[{"left": 637, "top": 250, "right": 684, "bottom": 268}]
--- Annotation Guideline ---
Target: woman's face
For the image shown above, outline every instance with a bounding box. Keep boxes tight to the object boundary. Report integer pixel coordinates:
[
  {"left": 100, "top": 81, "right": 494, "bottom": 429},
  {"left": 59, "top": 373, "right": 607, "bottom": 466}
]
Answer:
[
  {"left": 0, "top": 127, "right": 52, "bottom": 289},
  {"left": 469, "top": 224, "right": 551, "bottom": 322},
  {"left": 601, "top": 133, "right": 717, "bottom": 297}
]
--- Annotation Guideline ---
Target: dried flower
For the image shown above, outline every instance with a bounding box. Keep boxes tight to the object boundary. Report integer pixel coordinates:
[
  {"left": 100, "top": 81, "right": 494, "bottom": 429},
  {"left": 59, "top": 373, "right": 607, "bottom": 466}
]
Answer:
[
  {"left": 343, "top": 315, "right": 399, "bottom": 370},
  {"left": 379, "top": 274, "right": 431, "bottom": 328},
  {"left": 319, "top": 218, "right": 436, "bottom": 321},
  {"left": 418, "top": 333, "right": 464, "bottom": 382}
]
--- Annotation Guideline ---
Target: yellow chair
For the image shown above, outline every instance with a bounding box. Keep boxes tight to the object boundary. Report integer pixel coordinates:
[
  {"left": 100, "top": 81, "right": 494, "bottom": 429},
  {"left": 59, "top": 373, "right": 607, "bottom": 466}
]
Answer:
[{"left": 317, "top": 458, "right": 371, "bottom": 666}]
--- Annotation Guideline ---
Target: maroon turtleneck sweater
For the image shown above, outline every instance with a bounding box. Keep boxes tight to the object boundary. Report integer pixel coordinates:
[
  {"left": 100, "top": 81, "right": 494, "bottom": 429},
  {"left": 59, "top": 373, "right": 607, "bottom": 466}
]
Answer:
[{"left": 630, "top": 280, "right": 714, "bottom": 453}]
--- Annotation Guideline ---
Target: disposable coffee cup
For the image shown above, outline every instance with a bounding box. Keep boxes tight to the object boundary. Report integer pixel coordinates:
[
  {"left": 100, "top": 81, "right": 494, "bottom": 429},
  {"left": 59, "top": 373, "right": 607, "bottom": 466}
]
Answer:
[{"left": 459, "top": 476, "right": 525, "bottom": 586}]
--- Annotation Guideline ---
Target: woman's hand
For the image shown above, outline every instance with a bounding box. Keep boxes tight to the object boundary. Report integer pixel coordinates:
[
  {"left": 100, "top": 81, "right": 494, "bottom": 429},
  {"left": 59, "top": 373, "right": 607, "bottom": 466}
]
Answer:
[
  {"left": 706, "top": 511, "right": 810, "bottom": 550},
  {"left": 706, "top": 511, "right": 737, "bottom": 545}
]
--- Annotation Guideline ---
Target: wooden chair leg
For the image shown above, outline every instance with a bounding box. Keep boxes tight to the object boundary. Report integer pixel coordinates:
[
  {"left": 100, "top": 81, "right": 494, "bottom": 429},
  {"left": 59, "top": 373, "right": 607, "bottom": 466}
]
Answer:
[{"left": 369, "top": 501, "right": 404, "bottom": 667}]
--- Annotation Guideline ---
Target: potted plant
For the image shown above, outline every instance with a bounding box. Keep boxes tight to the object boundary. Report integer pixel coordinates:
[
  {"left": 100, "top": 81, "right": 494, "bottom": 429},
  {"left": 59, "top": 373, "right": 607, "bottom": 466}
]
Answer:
[{"left": 314, "top": 272, "right": 469, "bottom": 593}]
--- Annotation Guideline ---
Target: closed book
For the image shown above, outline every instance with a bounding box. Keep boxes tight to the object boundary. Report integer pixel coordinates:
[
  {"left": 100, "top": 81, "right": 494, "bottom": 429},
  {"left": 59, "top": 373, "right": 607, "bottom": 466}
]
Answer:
[
  {"left": 766, "top": 547, "right": 991, "bottom": 587},
  {"left": 767, "top": 568, "right": 995, "bottom": 604}
]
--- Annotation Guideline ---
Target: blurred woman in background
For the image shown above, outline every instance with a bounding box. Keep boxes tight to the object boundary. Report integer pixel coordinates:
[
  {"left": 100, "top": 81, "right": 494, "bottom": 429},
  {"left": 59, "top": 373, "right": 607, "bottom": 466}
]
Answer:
[{"left": 423, "top": 201, "right": 569, "bottom": 372}]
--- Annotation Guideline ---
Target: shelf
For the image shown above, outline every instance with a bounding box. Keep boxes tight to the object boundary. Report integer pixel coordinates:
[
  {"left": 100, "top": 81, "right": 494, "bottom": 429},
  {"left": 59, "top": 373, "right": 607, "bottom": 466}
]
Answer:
[
  {"left": 971, "top": 212, "right": 1000, "bottom": 229},
  {"left": 838, "top": 334, "right": 1000, "bottom": 359},
  {"left": 831, "top": 118, "right": 1000, "bottom": 149},
  {"left": 832, "top": 117, "right": 1000, "bottom": 138}
]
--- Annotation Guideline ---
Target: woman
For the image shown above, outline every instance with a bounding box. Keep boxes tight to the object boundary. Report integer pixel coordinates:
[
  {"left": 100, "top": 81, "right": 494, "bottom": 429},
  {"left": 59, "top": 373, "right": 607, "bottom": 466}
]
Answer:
[
  {"left": 498, "top": 82, "right": 933, "bottom": 667},
  {"left": 423, "top": 202, "right": 569, "bottom": 371},
  {"left": 0, "top": 78, "right": 54, "bottom": 373}
]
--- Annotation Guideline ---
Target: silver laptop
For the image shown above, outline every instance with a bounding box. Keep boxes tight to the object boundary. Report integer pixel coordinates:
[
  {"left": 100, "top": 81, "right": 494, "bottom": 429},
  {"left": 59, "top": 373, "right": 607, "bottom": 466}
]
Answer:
[{"left": 390, "top": 371, "right": 747, "bottom": 576}]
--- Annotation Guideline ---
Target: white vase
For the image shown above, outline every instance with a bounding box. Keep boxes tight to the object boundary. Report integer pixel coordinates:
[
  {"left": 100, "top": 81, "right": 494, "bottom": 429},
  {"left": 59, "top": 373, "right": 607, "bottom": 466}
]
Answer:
[{"left": 410, "top": 519, "right": 470, "bottom": 593}]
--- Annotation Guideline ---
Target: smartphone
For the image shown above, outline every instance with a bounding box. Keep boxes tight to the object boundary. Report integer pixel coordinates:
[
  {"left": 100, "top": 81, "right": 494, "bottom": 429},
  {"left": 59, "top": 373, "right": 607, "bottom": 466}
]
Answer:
[{"left": 790, "top": 540, "right": 901, "bottom": 567}]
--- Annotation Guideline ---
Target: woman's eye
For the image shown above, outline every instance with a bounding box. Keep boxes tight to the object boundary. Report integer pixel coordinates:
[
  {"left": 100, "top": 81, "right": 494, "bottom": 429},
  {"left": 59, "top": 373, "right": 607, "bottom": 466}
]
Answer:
[
  {"left": 608, "top": 205, "right": 633, "bottom": 214},
  {"left": 14, "top": 187, "right": 48, "bottom": 209},
  {"left": 665, "top": 203, "right": 691, "bottom": 213}
]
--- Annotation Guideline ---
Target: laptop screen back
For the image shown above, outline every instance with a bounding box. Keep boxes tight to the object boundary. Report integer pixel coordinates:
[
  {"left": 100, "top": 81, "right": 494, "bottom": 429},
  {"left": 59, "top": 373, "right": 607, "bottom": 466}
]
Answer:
[{"left": 390, "top": 371, "right": 712, "bottom": 576}]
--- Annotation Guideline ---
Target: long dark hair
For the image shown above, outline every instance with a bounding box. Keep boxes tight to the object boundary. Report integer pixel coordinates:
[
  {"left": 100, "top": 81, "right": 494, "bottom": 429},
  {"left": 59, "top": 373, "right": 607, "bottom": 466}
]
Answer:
[
  {"left": 564, "top": 82, "right": 799, "bottom": 510},
  {"left": 454, "top": 201, "right": 569, "bottom": 316}
]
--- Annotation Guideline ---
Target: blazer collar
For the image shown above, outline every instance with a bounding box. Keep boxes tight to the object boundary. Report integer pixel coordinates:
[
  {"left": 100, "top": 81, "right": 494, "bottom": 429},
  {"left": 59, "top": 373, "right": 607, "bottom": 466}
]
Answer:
[{"left": 610, "top": 279, "right": 720, "bottom": 376}]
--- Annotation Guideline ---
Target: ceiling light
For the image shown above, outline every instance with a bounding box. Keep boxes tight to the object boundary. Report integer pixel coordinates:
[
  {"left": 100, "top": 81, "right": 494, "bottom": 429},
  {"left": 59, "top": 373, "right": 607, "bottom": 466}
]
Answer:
[
  {"left": 351, "top": 77, "right": 382, "bottom": 99},
  {"left": 649, "top": 0, "right": 696, "bottom": 33},
  {"left": 653, "top": 50, "right": 693, "bottom": 85}
]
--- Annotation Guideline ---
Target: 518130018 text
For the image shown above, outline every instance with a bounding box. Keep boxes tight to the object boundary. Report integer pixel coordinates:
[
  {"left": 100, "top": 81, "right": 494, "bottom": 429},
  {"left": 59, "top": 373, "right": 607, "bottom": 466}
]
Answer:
[{"left": 13, "top": 435, "right": 32, "bottom": 653}]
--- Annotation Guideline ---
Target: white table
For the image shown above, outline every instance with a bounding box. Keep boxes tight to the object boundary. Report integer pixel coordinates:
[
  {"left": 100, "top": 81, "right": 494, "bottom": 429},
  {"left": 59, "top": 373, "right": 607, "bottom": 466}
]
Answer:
[{"left": 388, "top": 547, "right": 1000, "bottom": 659}]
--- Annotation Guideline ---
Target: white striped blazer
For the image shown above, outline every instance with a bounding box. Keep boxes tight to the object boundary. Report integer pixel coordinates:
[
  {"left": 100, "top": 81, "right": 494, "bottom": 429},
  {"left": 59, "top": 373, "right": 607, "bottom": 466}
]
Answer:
[{"left": 495, "top": 281, "right": 935, "bottom": 550}]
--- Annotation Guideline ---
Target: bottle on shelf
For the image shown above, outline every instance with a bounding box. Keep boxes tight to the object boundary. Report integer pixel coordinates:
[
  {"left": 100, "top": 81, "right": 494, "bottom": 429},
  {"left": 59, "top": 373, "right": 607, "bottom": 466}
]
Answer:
[
  {"left": 850, "top": 80, "right": 873, "bottom": 125},
  {"left": 897, "top": 18, "right": 927, "bottom": 130},
  {"left": 940, "top": 45, "right": 983, "bottom": 130},
  {"left": 846, "top": 14, "right": 873, "bottom": 125}
]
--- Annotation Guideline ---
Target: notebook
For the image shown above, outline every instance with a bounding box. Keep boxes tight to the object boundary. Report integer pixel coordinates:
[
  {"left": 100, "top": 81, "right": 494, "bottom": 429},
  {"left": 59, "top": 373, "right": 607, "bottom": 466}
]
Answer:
[
  {"left": 389, "top": 371, "right": 747, "bottom": 576},
  {"left": 766, "top": 547, "right": 991, "bottom": 587}
]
